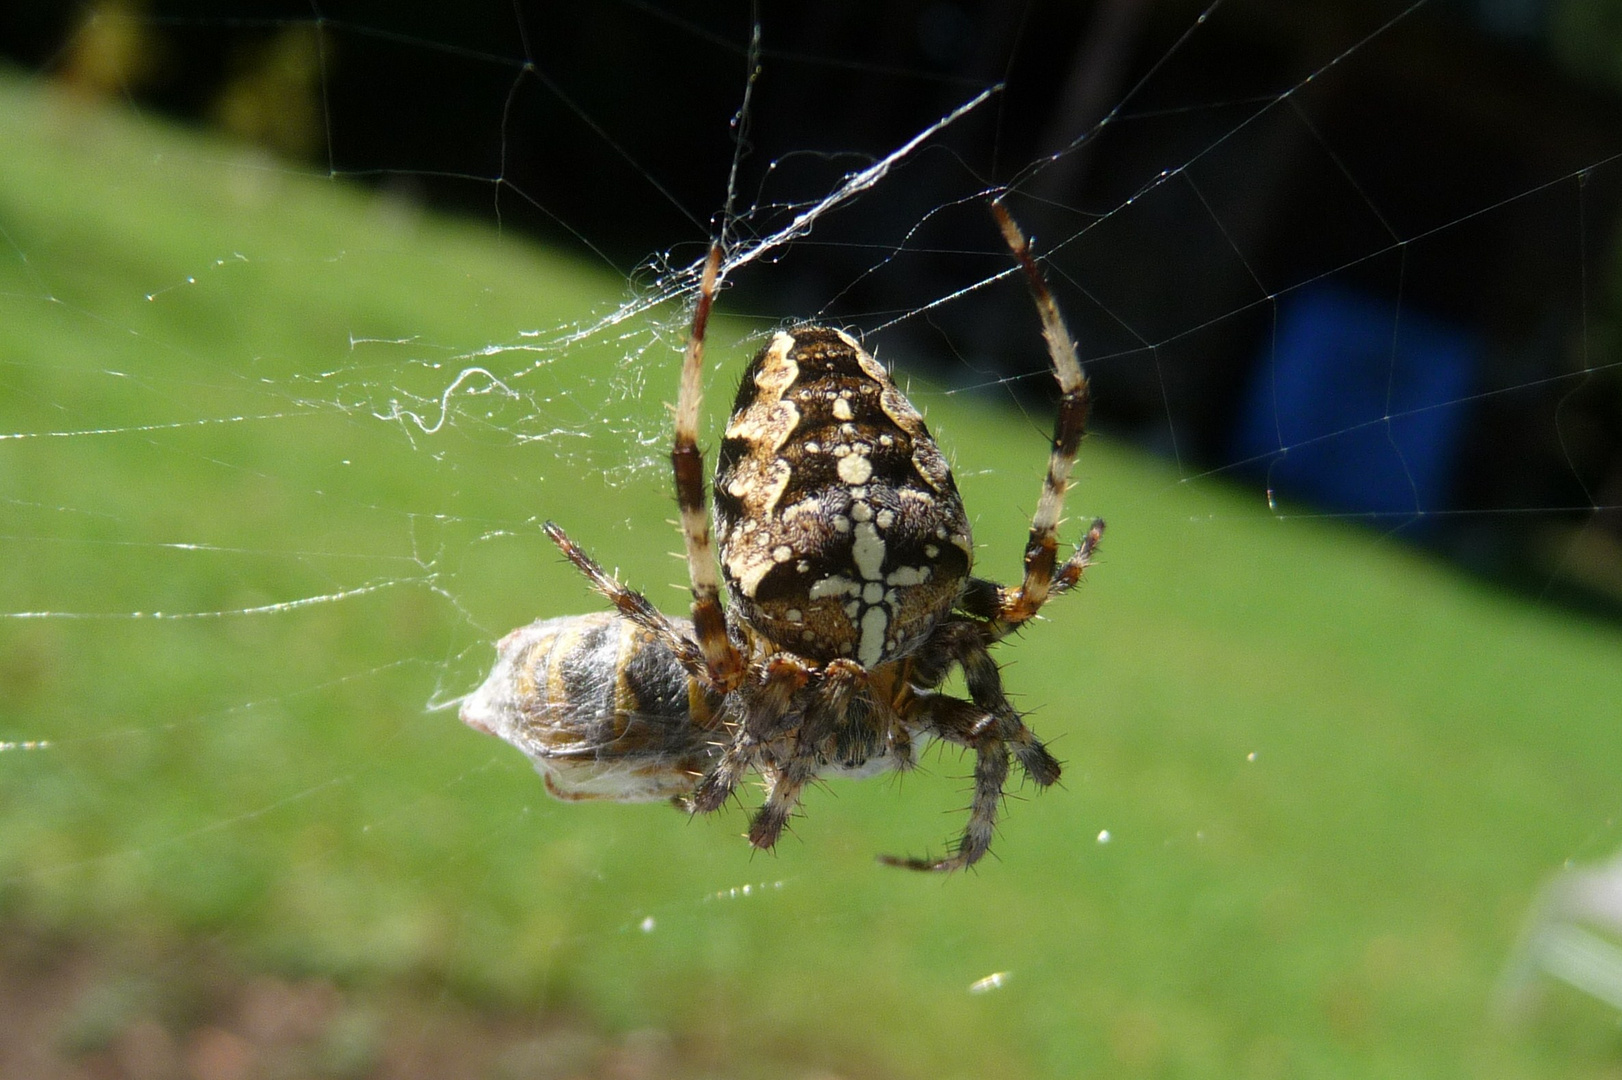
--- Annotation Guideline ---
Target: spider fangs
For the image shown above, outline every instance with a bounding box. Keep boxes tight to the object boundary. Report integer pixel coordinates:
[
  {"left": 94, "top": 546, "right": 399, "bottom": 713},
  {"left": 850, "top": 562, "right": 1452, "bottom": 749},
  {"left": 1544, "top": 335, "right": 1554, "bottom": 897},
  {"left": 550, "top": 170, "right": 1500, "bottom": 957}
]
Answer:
[{"left": 460, "top": 203, "right": 1104, "bottom": 871}]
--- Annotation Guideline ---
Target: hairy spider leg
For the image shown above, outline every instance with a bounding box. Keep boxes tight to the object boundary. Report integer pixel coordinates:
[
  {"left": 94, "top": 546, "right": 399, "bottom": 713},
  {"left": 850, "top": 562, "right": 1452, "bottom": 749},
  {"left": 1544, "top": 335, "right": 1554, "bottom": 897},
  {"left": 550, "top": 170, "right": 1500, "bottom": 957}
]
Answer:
[
  {"left": 951, "top": 630, "right": 1061, "bottom": 795},
  {"left": 985, "top": 201, "right": 1104, "bottom": 634},
  {"left": 878, "top": 695, "right": 1011, "bottom": 872},
  {"left": 1047, "top": 516, "right": 1106, "bottom": 600},
  {"left": 885, "top": 621, "right": 1061, "bottom": 871},
  {"left": 671, "top": 242, "right": 747, "bottom": 689},
  {"left": 542, "top": 520, "right": 713, "bottom": 682},
  {"left": 961, "top": 515, "right": 1105, "bottom": 644},
  {"left": 687, "top": 653, "right": 812, "bottom": 814},
  {"left": 745, "top": 659, "right": 882, "bottom": 851}
]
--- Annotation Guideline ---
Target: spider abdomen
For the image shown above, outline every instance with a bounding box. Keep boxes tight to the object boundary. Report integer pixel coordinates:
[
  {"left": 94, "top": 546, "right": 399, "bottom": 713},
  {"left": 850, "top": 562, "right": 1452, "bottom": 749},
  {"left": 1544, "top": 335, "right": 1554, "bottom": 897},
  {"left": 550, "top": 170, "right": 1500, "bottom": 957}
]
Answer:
[{"left": 713, "top": 327, "right": 972, "bottom": 666}]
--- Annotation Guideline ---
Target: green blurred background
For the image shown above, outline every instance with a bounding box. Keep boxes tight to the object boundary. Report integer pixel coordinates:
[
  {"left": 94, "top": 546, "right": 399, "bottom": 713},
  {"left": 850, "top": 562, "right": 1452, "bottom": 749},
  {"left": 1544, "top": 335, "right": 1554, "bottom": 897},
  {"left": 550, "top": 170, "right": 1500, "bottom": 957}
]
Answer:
[{"left": 5, "top": 4, "right": 1622, "bottom": 1078}]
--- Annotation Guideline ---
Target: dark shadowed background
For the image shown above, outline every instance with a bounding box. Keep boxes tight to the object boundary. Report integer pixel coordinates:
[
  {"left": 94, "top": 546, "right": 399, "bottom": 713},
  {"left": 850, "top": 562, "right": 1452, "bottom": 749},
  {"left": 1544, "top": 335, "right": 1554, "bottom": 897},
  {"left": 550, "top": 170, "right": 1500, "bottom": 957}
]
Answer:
[{"left": 7, "top": 0, "right": 1622, "bottom": 605}]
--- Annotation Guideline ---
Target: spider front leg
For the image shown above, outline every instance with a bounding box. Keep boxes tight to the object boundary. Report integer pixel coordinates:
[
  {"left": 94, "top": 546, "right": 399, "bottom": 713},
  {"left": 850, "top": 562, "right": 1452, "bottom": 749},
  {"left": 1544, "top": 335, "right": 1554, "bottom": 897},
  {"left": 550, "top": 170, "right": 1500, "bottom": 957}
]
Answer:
[
  {"left": 986, "top": 201, "right": 1101, "bottom": 635},
  {"left": 670, "top": 241, "right": 746, "bottom": 689}
]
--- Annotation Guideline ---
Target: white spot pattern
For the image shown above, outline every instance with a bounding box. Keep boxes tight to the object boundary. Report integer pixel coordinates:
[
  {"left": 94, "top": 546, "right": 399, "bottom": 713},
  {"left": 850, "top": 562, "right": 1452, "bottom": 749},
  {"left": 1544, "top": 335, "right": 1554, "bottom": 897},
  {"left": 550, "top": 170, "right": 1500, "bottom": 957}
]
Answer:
[
  {"left": 885, "top": 565, "right": 931, "bottom": 587},
  {"left": 809, "top": 575, "right": 858, "bottom": 600},
  {"left": 858, "top": 606, "right": 889, "bottom": 666},
  {"left": 851, "top": 521, "right": 885, "bottom": 581},
  {"left": 837, "top": 454, "right": 873, "bottom": 485}
]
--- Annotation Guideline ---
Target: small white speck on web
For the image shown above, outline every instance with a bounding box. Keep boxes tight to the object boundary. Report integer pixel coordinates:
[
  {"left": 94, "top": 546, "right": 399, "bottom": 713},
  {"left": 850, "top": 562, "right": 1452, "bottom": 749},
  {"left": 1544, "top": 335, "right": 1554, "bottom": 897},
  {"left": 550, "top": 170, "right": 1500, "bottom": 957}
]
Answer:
[
  {"left": 968, "top": 972, "right": 1010, "bottom": 994},
  {"left": 1247, "top": 751, "right": 1257, "bottom": 761},
  {"left": 1096, "top": 829, "right": 1111, "bottom": 843},
  {"left": 640, "top": 917, "right": 656, "bottom": 933},
  {"left": 0, "top": 740, "right": 53, "bottom": 752},
  {"left": 705, "top": 880, "right": 786, "bottom": 902}
]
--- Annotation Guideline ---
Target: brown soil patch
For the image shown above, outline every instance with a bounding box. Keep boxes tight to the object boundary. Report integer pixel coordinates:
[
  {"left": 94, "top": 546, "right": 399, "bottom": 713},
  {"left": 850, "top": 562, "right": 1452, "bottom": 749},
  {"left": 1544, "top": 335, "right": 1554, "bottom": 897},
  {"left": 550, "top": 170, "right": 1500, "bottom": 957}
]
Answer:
[{"left": 0, "top": 928, "right": 854, "bottom": 1080}]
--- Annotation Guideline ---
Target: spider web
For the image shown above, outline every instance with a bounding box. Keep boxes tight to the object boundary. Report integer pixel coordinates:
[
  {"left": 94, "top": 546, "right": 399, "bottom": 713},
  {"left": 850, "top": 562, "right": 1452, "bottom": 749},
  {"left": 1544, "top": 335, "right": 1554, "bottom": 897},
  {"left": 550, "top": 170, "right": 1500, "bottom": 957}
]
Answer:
[{"left": 3, "top": 1, "right": 1622, "bottom": 1076}]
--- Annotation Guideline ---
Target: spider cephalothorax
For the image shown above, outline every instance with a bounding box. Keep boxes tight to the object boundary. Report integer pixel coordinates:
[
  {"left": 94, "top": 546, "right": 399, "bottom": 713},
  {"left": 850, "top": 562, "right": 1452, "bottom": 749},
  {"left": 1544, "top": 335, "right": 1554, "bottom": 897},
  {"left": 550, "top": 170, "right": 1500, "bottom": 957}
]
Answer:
[{"left": 460, "top": 203, "right": 1103, "bottom": 871}]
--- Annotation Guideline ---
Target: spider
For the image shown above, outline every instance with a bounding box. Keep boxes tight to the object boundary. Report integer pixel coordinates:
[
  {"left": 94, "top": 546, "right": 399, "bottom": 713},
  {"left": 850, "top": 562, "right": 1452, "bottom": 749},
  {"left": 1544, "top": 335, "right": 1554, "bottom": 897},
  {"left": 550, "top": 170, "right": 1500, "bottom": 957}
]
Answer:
[{"left": 460, "top": 202, "right": 1103, "bottom": 871}]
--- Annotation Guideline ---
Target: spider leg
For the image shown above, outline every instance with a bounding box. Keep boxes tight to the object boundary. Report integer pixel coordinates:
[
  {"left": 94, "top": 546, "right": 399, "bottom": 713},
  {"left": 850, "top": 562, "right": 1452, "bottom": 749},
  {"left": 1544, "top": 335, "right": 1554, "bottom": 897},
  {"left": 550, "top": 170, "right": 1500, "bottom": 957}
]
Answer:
[
  {"left": 878, "top": 694, "right": 1009, "bottom": 873},
  {"left": 910, "top": 620, "right": 1061, "bottom": 785},
  {"left": 746, "top": 715, "right": 825, "bottom": 851},
  {"left": 986, "top": 201, "right": 1099, "bottom": 634},
  {"left": 1047, "top": 515, "right": 1105, "bottom": 601},
  {"left": 881, "top": 622, "right": 1060, "bottom": 873},
  {"left": 688, "top": 654, "right": 812, "bottom": 815},
  {"left": 886, "top": 718, "right": 917, "bottom": 773},
  {"left": 542, "top": 521, "right": 710, "bottom": 682},
  {"left": 945, "top": 619, "right": 1060, "bottom": 787},
  {"left": 747, "top": 659, "right": 873, "bottom": 850},
  {"left": 958, "top": 515, "right": 1105, "bottom": 644},
  {"left": 671, "top": 242, "right": 747, "bottom": 690}
]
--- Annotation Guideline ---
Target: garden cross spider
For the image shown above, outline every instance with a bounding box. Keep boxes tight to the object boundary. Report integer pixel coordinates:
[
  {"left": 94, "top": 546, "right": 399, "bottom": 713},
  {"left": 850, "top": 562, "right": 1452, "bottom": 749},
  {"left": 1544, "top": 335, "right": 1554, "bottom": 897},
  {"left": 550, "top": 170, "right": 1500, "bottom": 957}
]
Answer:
[{"left": 460, "top": 202, "right": 1104, "bottom": 871}]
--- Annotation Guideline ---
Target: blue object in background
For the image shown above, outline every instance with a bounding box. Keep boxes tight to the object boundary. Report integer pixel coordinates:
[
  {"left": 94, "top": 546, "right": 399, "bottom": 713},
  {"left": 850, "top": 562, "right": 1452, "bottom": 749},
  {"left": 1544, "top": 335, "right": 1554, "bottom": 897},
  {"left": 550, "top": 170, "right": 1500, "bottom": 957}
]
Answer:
[{"left": 1234, "top": 285, "right": 1481, "bottom": 524}]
